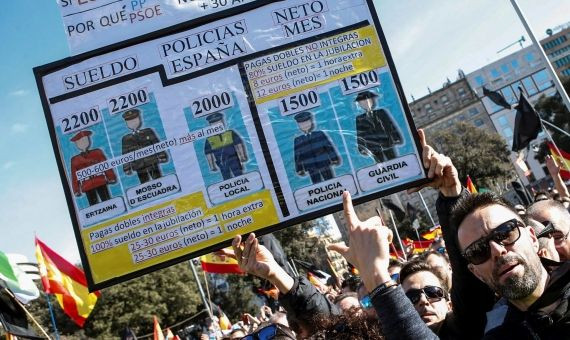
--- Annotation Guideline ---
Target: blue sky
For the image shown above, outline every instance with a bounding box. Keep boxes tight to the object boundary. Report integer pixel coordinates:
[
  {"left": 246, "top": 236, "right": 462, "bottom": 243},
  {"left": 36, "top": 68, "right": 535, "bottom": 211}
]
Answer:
[{"left": 0, "top": 0, "right": 569, "bottom": 263}]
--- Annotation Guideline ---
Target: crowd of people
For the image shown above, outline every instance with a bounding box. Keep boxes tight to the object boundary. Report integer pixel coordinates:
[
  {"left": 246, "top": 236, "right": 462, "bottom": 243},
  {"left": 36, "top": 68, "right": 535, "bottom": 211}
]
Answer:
[{"left": 188, "top": 129, "right": 570, "bottom": 339}]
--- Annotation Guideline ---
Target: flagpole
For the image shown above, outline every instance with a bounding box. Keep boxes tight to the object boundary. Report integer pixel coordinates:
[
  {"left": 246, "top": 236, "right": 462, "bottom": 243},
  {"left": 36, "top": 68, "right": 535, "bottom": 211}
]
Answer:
[
  {"left": 541, "top": 119, "right": 570, "bottom": 138},
  {"left": 414, "top": 228, "right": 421, "bottom": 242},
  {"left": 509, "top": 0, "right": 570, "bottom": 114},
  {"left": 379, "top": 208, "right": 407, "bottom": 262},
  {"left": 45, "top": 294, "right": 60, "bottom": 340},
  {"left": 189, "top": 261, "right": 213, "bottom": 320},
  {"left": 417, "top": 192, "right": 437, "bottom": 227}
]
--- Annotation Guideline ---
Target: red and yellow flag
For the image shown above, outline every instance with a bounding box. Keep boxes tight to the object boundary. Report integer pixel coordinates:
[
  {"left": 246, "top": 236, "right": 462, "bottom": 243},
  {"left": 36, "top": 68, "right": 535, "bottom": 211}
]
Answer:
[
  {"left": 34, "top": 237, "right": 100, "bottom": 327},
  {"left": 200, "top": 249, "right": 243, "bottom": 274},
  {"left": 153, "top": 316, "right": 164, "bottom": 340},
  {"left": 466, "top": 175, "right": 478, "bottom": 194},
  {"left": 548, "top": 142, "right": 570, "bottom": 180},
  {"left": 421, "top": 226, "right": 442, "bottom": 241}
]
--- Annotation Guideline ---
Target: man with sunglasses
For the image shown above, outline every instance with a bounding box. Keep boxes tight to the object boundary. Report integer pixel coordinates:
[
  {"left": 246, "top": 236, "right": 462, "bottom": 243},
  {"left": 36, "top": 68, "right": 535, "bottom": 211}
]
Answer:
[
  {"left": 527, "top": 199, "right": 570, "bottom": 261},
  {"left": 399, "top": 261, "right": 453, "bottom": 333},
  {"left": 528, "top": 219, "right": 560, "bottom": 262},
  {"left": 449, "top": 191, "right": 570, "bottom": 338}
]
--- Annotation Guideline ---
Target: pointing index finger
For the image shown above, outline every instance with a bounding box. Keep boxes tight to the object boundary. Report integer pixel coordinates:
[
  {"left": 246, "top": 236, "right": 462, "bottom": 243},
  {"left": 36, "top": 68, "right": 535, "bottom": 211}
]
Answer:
[{"left": 343, "top": 191, "right": 359, "bottom": 229}]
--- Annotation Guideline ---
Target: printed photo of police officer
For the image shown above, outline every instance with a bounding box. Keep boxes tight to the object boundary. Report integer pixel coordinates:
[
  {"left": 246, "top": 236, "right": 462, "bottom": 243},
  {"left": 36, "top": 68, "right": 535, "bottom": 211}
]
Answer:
[
  {"left": 70, "top": 130, "right": 116, "bottom": 206},
  {"left": 293, "top": 111, "right": 340, "bottom": 184},
  {"left": 121, "top": 108, "right": 168, "bottom": 184},
  {"left": 355, "top": 90, "right": 403, "bottom": 163},
  {"left": 204, "top": 111, "right": 248, "bottom": 181}
]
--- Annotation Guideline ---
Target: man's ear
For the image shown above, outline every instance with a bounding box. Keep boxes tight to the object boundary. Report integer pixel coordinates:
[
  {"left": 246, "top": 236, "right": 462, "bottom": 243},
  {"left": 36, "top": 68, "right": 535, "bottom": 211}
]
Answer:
[
  {"left": 526, "top": 226, "right": 539, "bottom": 253},
  {"left": 467, "top": 263, "right": 485, "bottom": 282}
]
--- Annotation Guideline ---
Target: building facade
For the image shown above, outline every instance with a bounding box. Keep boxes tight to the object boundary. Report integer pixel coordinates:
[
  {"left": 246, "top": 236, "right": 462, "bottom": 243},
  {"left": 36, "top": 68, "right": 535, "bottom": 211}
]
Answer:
[{"left": 542, "top": 24, "right": 570, "bottom": 78}]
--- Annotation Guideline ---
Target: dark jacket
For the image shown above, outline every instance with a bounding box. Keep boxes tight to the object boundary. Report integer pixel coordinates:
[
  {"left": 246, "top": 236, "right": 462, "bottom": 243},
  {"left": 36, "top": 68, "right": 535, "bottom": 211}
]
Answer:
[
  {"left": 484, "top": 259, "right": 570, "bottom": 339},
  {"left": 121, "top": 128, "right": 167, "bottom": 172},
  {"left": 356, "top": 109, "right": 402, "bottom": 154},
  {"left": 436, "top": 189, "right": 497, "bottom": 339},
  {"left": 278, "top": 276, "right": 341, "bottom": 322}
]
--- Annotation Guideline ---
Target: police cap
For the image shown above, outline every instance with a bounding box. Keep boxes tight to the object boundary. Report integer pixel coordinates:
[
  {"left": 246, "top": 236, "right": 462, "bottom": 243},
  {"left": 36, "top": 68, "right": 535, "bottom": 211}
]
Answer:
[
  {"left": 355, "top": 90, "right": 378, "bottom": 102},
  {"left": 206, "top": 112, "right": 224, "bottom": 123},
  {"left": 122, "top": 108, "right": 141, "bottom": 120},
  {"left": 294, "top": 111, "right": 313, "bottom": 122},
  {"left": 70, "top": 130, "right": 92, "bottom": 142}
]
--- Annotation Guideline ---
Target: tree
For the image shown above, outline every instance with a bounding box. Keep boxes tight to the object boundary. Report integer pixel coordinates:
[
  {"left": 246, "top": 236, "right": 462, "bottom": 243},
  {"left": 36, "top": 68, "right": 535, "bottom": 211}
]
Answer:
[
  {"left": 534, "top": 76, "right": 570, "bottom": 162},
  {"left": 429, "top": 122, "right": 513, "bottom": 190},
  {"left": 28, "top": 263, "right": 204, "bottom": 338}
]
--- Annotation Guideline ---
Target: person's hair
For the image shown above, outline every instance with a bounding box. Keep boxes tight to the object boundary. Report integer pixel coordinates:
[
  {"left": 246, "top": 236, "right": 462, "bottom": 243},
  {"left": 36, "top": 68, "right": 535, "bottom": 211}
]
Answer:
[
  {"left": 527, "top": 219, "right": 550, "bottom": 251},
  {"left": 526, "top": 199, "right": 569, "bottom": 217},
  {"left": 399, "top": 260, "right": 449, "bottom": 292},
  {"left": 420, "top": 249, "right": 450, "bottom": 263},
  {"left": 334, "top": 292, "right": 358, "bottom": 305},
  {"left": 388, "top": 258, "right": 403, "bottom": 269},
  {"left": 308, "top": 307, "right": 384, "bottom": 339},
  {"left": 534, "top": 191, "right": 550, "bottom": 202},
  {"left": 341, "top": 275, "right": 361, "bottom": 292},
  {"left": 450, "top": 193, "right": 527, "bottom": 250}
]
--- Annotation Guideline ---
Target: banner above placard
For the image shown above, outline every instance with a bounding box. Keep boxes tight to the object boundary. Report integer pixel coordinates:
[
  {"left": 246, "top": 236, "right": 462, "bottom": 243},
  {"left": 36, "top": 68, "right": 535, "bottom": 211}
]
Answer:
[
  {"left": 38, "top": 0, "right": 426, "bottom": 290},
  {"left": 57, "top": 0, "right": 259, "bottom": 55}
]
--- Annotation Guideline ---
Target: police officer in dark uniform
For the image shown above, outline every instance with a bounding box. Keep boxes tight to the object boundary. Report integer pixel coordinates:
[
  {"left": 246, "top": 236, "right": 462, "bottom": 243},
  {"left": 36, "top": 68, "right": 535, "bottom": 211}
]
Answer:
[
  {"left": 121, "top": 108, "right": 168, "bottom": 184},
  {"left": 293, "top": 111, "right": 340, "bottom": 184},
  {"left": 355, "top": 90, "right": 402, "bottom": 163},
  {"left": 204, "top": 112, "right": 248, "bottom": 181},
  {"left": 70, "top": 130, "right": 116, "bottom": 206}
]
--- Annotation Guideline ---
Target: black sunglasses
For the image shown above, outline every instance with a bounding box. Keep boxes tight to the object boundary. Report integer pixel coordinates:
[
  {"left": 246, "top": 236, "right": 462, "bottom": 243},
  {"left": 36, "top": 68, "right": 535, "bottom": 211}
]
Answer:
[
  {"left": 536, "top": 222, "right": 555, "bottom": 239},
  {"left": 405, "top": 285, "right": 446, "bottom": 305},
  {"left": 462, "top": 218, "right": 522, "bottom": 265}
]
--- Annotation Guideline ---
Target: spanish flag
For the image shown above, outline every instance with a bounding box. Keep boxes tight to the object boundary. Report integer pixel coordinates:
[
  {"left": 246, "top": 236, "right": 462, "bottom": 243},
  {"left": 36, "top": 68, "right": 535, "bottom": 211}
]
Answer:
[
  {"left": 548, "top": 142, "right": 570, "bottom": 180},
  {"left": 200, "top": 249, "right": 243, "bottom": 274},
  {"left": 34, "top": 238, "right": 100, "bottom": 327},
  {"left": 466, "top": 175, "right": 478, "bottom": 194},
  {"left": 421, "top": 226, "right": 442, "bottom": 241}
]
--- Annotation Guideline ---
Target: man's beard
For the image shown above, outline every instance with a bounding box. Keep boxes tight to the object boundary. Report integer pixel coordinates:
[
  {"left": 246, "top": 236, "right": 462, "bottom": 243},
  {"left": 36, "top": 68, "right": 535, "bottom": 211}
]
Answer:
[{"left": 490, "top": 253, "right": 542, "bottom": 300}]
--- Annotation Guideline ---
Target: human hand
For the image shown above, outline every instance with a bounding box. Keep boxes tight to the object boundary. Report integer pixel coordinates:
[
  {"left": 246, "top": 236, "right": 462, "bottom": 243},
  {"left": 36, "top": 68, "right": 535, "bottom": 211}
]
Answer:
[
  {"left": 232, "top": 234, "right": 294, "bottom": 293},
  {"left": 546, "top": 155, "right": 560, "bottom": 176},
  {"left": 407, "top": 129, "right": 461, "bottom": 197},
  {"left": 214, "top": 248, "right": 236, "bottom": 261},
  {"left": 328, "top": 192, "right": 393, "bottom": 291}
]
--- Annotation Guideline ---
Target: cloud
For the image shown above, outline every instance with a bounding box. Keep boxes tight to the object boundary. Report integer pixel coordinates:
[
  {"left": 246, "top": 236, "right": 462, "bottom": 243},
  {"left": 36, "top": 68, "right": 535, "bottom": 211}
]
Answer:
[
  {"left": 2, "top": 161, "right": 15, "bottom": 170},
  {"left": 11, "top": 123, "right": 29, "bottom": 134},
  {"left": 8, "top": 90, "right": 29, "bottom": 97}
]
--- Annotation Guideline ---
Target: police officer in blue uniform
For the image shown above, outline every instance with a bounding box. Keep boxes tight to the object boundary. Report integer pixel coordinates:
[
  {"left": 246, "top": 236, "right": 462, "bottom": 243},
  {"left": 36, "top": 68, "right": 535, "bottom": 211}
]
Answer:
[
  {"left": 355, "top": 90, "right": 402, "bottom": 163},
  {"left": 204, "top": 112, "right": 248, "bottom": 181},
  {"left": 293, "top": 111, "right": 340, "bottom": 184}
]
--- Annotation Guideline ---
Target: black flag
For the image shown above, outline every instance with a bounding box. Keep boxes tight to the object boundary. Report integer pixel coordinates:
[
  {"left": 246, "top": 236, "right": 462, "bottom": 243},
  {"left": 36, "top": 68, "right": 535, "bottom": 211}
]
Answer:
[
  {"left": 0, "top": 285, "right": 42, "bottom": 339},
  {"left": 381, "top": 195, "right": 406, "bottom": 221},
  {"left": 511, "top": 91, "right": 542, "bottom": 152},
  {"left": 483, "top": 87, "right": 512, "bottom": 110},
  {"left": 406, "top": 202, "right": 418, "bottom": 221}
]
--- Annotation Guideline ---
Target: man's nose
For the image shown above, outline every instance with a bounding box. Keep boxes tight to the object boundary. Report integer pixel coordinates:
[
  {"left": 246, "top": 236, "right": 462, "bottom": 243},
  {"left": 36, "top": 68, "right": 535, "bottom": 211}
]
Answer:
[
  {"left": 489, "top": 240, "right": 507, "bottom": 260},
  {"left": 417, "top": 292, "right": 430, "bottom": 306}
]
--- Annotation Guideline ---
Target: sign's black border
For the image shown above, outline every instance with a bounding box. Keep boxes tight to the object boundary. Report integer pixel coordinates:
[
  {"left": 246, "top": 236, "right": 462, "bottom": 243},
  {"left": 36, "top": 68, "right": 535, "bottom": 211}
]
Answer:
[{"left": 34, "top": 0, "right": 429, "bottom": 291}]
